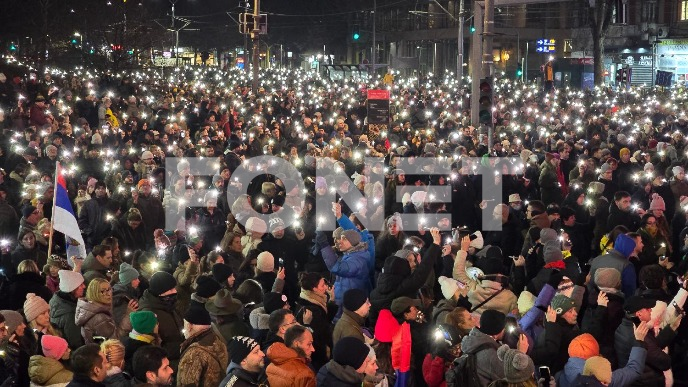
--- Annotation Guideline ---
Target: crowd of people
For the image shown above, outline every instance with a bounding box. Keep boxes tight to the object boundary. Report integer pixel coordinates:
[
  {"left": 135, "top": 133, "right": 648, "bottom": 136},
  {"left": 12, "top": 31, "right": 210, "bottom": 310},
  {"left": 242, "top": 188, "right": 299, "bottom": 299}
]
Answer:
[{"left": 0, "top": 60, "right": 686, "bottom": 387}]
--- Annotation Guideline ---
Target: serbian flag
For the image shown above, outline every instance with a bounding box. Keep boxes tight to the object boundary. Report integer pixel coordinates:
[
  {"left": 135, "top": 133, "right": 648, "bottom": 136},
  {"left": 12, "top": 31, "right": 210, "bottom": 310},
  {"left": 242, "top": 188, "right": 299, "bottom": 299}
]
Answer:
[{"left": 53, "top": 162, "right": 87, "bottom": 259}]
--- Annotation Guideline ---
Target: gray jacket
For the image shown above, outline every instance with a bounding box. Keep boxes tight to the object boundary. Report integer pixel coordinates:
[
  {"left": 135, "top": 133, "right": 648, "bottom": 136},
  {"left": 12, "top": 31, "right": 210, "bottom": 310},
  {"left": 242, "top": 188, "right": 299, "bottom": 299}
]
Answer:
[{"left": 460, "top": 328, "right": 504, "bottom": 387}]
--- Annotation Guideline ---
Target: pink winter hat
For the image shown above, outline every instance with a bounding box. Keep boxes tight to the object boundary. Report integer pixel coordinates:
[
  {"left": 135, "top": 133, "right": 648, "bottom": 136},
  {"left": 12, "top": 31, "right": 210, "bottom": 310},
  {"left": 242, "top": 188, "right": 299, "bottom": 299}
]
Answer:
[{"left": 41, "top": 335, "right": 68, "bottom": 360}]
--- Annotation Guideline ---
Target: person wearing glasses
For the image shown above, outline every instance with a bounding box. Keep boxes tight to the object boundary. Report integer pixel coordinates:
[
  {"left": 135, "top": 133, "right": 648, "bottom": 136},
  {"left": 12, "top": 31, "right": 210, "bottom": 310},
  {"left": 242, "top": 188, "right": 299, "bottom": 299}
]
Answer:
[{"left": 75, "top": 278, "right": 137, "bottom": 344}]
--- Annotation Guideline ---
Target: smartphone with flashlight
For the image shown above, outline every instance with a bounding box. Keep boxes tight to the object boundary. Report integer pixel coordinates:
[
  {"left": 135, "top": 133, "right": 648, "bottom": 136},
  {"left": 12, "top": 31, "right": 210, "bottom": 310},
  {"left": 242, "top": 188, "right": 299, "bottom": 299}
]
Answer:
[{"left": 539, "top": 366, "right": 551, "bottom": 381}]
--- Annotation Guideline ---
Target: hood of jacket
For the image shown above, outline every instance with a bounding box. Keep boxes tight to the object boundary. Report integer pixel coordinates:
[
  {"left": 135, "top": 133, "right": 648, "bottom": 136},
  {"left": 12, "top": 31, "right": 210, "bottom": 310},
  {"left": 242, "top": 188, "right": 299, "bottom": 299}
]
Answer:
[
  {"left": 342, "top": 241, "right": 369, "bottom": 254},
  {"left": 529, "top": 212, "right": 551, "bottom": 230},
  {"left": 28, "top": 355, "right": 74, "bottom": 385},
  {"left": 266, "top": 342, "right": 304, "bottom": 366},
  {"left": 320, "top": 360, "right": 366, "bottom": 384},
  {"left": 137, "top": 289, "right": 166, "bottom": 310},
  {"left": 75, "top": 298, "right": 112, "bottom": 327},
  {"left": 563, "top": 357, "right": 585, "bottom": 385},
  {"left": 460, "top": 327, "right": 500, "bottom": 355},
  {"left": 249, "top": 306, "right": 270, "bottom": 330},
  {"left": 50, "top": 292, "right": 77, "bottom": 319}
]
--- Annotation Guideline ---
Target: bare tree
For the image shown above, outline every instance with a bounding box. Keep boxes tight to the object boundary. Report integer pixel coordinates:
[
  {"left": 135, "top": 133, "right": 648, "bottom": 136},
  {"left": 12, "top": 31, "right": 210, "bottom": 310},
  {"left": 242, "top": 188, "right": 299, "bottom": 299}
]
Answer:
[{"left": 585, "top": 0, "right": 614, "bottom": 85}]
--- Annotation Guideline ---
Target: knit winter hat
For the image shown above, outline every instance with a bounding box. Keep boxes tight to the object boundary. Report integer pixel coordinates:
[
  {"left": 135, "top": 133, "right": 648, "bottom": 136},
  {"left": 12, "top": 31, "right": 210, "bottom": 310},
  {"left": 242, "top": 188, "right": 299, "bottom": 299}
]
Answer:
[
  {"left": 58, "top": 270, "right": 84, "bottom": 293},
  {"left": 649, "top": 193, "right": 666, "bottom": 211},
  {"left": 341, "top": 229, "right": 362, "bottom": 246},
  {"left": 599, "top": 163, "right": 611, "bottom": 175},
  {"left": 374, "top": 310, "right": 401, "bottom": 343},
  {"left": 23, "top": 293, "right": 49, "bottom": 322},
  {"left": 119, "top": 262, "right": 139, "bottom": 285},
  {"left": 594, "top": 268, "right": 621, "bottom": 289},
  {"left": 212, "top": 263, "right": 234, "bottom": 284},
  {"left": 195, "top": 275, "right": 222, "bottom": 298},
  {"left": 568, "top": 333, "right": 600, "bottom": 360},
  {"left": 256, "top": 251, "right": 275, "bottom": 272},
  {"left": 0, "top": 310, "right": 24, "bottom": 335},
  {"left": 583, "top": 356, "right": 612, "bottom": 385},
  {"left": 551, "top": 294, "right": 576, "bottom": 315},
  {"left": 245, "top": 217, "right": 267, "bottom": 234},
  {"left": 479, "top": 309, "right": 506, "bottom": 335},
  {"left": 184, "top": 300, "right": 211, "bottom": 325},
  {"left": 343, "top": 288, "right": 368, "bottom": 312},
  {"left": 619, "top": 148, "right": 631, "bottom": 157},
  {"left": 227, "top": 336, "right": 259, "bottom": 364},
  {"left": 469, "top": 231, "right": 484, "bottom": 249},
  {"left": 334, "top": 336, "right": 370, "bottom": 369},
  {"left": 543, "top": 240, "right": 563, "bottom": 263},
  {"left": 438, "top": 276, "right": 460, "bottom": 300},
  {"left": 613, "top": 234, "right": 636, "bottom": 258},
  {"left": 21, "top": 205, "right": 37, "bottom": 218},
  {"left": 497, "top": 344, "right": 535, "bottom": 383},
  {"left": 149, "top": 271, "right": 177, "bottom": 296},
  {"left": 130, "top": 311, "right": 158, "bottom": 335},
  {"left": 41, "top": 335, "right": 68, "bottom": 360},
  {"left": 263, "top": 292, "right": 288, "bottom": 314},
  {"left": 517, "top": 290, "right": 536, "bottom": 316}
]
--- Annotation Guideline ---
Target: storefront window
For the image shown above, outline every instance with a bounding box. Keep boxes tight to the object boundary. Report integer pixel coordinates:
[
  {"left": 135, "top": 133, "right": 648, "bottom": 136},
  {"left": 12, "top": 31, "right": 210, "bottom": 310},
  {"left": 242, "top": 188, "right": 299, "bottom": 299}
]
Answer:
[{"left": 682, "top": 0, "right": 688, "bottom": 21}]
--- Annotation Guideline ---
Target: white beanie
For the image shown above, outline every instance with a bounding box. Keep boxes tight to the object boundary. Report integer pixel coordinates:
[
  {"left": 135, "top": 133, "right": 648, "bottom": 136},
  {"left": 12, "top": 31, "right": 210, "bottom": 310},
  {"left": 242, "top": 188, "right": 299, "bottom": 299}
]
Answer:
[
  {"left": 469, "top": 231, "right": 484, "bottom": 249},
  {"left": 410, "top": 191, "right": 427, "bottom": 208},
  {"left": 438, "top": 276, "right": 460, "bottom": 299},
  {"left": 256, "top": 251, "right": 275, "bottom": 272},
  {"left": 58, "top": 270, "right": 84, "bottom": 293},
  {"left": 673, "top": 166, "right": 685, "bottom": 177}
]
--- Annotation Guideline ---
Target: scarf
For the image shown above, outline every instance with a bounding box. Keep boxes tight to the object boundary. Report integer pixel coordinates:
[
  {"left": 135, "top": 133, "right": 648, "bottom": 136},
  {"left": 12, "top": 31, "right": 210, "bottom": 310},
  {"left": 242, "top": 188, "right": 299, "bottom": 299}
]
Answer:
[
  {"left": 300, "top": 289, "right": 327, "bottom": 312},
  {"left": 129, "top": 330, "right": 156, "bottom": 343}
]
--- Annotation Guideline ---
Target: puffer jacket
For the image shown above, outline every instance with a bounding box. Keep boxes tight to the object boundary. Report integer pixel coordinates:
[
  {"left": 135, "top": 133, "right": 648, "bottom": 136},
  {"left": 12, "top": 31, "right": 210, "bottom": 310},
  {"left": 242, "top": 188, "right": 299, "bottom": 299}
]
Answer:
[
  {"left": 177, "top": 328, "right": 229, "bottom": 387},
  {"left": 460, "top": 328, "right": 504, "bottom": 387},
  {"left": 557, "top": 344, "right": 647, "bottom": 387},
  {"left": 137, "top": 289, "right": 184, "bottom": 363},
  {"left": 248, "top": 306, "right": 270, "bottom": 343},
  {"left": 266, "top": 342, "right": 317, "bottom": 387},
  {"left": 316, "top": 360, "right": 366, "bottom": 387},
  {"left": 49, "top": 292, "right": 84, "bottom": 349},
  {"left": 369, "top": 244, "right": 440, "bottom": 324},
  {"left": 28, "top": 355, "right": 73, "bottom": 386},
  {"left": 320, "top": 242, "right": 370, "bottom": 307},
  {"left": 452, "top": 250, "right": 517, "bottom": 315},
  {"left": 75, "top": 299, "right": 131, "bottom": 343}
]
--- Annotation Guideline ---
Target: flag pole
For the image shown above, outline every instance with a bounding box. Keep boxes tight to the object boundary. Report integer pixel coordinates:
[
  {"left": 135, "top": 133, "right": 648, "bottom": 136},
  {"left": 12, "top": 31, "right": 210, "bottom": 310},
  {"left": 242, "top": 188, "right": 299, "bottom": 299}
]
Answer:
[{"left": 47, "top": 161, "right": 59, "bottom": 258}]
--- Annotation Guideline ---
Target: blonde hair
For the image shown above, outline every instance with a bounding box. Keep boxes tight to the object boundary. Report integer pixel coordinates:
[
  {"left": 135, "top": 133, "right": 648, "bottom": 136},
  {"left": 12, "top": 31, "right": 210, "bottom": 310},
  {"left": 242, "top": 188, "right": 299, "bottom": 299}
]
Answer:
[
  {"left": 17, "top": 260, "right": 39, "bottom": 274},
  {"left": 86, "top": 278, "right": 111, "bottom": 305},
  {"left": 29, "top": 319, "right": 59, "bottom": 336},
  {"left": 101, "top": 339, "right": 125, "bottom": 369}
]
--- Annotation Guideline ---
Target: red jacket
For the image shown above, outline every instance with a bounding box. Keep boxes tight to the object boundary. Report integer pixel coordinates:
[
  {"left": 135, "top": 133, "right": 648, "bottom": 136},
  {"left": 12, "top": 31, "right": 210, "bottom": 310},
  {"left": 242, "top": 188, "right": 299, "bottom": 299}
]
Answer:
[{"left": 422, "top": 354, "right": 448, "bottom": 387}]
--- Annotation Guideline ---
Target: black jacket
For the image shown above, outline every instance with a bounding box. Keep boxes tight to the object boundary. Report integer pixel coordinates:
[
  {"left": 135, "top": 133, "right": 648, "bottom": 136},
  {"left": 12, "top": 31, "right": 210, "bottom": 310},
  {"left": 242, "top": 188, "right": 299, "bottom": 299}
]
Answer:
[
  {"left": 295, "top": 296, "right": 337, "bottom": 371},
  {"left": 615, "top": 317, "right": 674, "bottom": 387},
  {"left": 4, "top": 271, "right": 52, "bottom": 311}
]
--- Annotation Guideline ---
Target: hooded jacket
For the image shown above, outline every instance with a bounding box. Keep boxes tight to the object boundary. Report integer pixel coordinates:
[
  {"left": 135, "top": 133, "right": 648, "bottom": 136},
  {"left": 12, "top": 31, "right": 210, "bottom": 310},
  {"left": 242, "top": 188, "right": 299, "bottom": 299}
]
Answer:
[
  {"left": 137, "top": 289, "right": 184, "bottom": 362},
  {"left": 588, "top": 234, "right": 636, "bottom": 299},
  {"left": 177, "top": 328, "right": 229, "bottom": 387},
  {"left": 460, "top": 328, "right": 504, "bottom": 387},
  {"left": 265, "top": 342, "right": 317, "bottom": 387},
  {"left": 81, "top": 252, "right": 110, "bottom": 286},
  {"left": 557, "top": 345, "right": 647, "bottom": 387},
  {"left": 49, "top": 291, "right": 85, "bottom": 349},
  {"left": 75, "top": 298, "right": 131, "bottom": 343},
  {"left": 452, "top": 250, "right": 517, "bottom": 315},
  {"left": 28, "top": 355, "right": 73, "bottom": 386},
  {"left": 320, "top": 241, "right": 371, "bottom": 307}
]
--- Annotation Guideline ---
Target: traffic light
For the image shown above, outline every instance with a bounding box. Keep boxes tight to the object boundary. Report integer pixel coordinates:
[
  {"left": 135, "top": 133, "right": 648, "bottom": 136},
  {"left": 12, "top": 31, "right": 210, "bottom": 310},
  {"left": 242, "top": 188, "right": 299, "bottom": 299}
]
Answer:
[
  {"left": 352, "top": 25, "right": 360, "bottom": 40},
  {"left": 478, "top": 77, "right": 493, "bottom": 126},
  {"left": 516, "top": 66, "right": 523, "bottom": 78}
]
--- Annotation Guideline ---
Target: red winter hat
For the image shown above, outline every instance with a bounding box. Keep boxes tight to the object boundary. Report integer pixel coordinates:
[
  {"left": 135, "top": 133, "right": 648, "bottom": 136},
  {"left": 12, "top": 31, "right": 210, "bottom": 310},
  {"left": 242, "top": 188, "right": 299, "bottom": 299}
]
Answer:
[{"left": 374, "top": 309, "right": 401, "bottom": 343}]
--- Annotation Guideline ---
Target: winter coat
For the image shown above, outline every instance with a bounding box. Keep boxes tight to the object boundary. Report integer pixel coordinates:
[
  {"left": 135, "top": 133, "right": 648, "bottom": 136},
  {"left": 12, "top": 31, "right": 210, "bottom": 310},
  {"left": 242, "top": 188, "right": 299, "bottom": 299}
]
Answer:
[
  {"left": 295, "top": 294, "right": 337, "bottom": 371},
  {"left": 320, "top": 242, "right": 370, "bottom": 307},
  {"left": 374, "top": 233, "right": 406, "bottom": 272},
  {"left": 316, "top": 360, "right": 365, "bottom": 387},
  {"left": 337, "top": 215, "right": 375, "bottom": 287},
  {"left": 111, "top": 220, "right": 147, "bottom": 253},
  {"left": 5, "top": 271, "right": 52, "bottom": 311},
  {"left": 332, "top": 310, "right": 365, "bottom": 346},
  {"left": 111, "top": 283, "right": 138, "bottom": 333},
  {"left": 557, "top": 345, "right": 647, "bottom": 387},
  {"left": 606, "top": 204, "right": 640, "bottom": 234},
  {"left": 172, "top": 261, "right": 199, "bottom": 318},
  {"left": 452, "top": 250, "right": 518, "bottom": 315},
  {"left": 77, "top": 197, "right": 112, "bottom": 249},
  {"left": 75, "top": 299, "right": 131, "bottom": 343},
  {"left": 615, "top": 318, "right": 675, "bottom": 387},
  {"left": 131, "top": 195, "right": 164, "bottom": 245},
  {"left": 80, "top": 253, "right": 109, "bottom": 287},
  {"left": 212, "top": 316, "right": 251, "bottom": 345},
  {"left": 532, "top": 319, "right": 584, "bottom": 375},
  {"left": 10, "top": 245, "right": 47, "bottom": 273},
  {"left": 588, "top": 249, "right": 636, "bottom": 300},
  {"left": 102, "top": 370, "right": 133, "bottom": 387},
  {"left": 123, "top": 336, "right": 155, "bottom": 376},
  {"left": 137, "top": 290, "right": 184, "bottom": 362},
  {"left": 177, "top": 328, "right": 229, "bottom": 387},
  {"left": 65, "top": 374, "right": 106, "bottom": 386},
  {"left": 460, "top": 328, "right": 504, "bottom": 387},
  {"left": 28, "top": 355, "right": 73, "bottom": 386},
  {"left": 49, "top": 292, "right": 85, "bottom": 349},
  {"left": 198, "top": 208, "right": 226, "bottom": 252},
  {"left": 219, "top": 362, "right": 269, "bottom": 387},
  {"left": 370, "top": 244, "right": 440, "bottom": 323},
  {"left": 265, "top": 342, "right": 317, "bottom": 387},
  {"left": 539, "top": 162, "right": 563, "bottom": 205},
  {"left": 422, "top": 354, "right": 448, "bottom": 387}
]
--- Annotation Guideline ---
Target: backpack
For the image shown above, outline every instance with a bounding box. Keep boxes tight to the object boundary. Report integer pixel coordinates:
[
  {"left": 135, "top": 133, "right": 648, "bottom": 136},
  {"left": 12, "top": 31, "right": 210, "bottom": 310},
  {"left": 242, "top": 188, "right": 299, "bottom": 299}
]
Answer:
[{"left": 445, "top": 343, "right": 492, "bottom": 387}]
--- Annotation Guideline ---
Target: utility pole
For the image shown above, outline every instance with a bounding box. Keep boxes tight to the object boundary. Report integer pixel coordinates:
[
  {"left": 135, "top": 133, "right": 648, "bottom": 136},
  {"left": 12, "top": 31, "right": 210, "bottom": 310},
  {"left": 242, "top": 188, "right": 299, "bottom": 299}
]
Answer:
[
  {"left": 371, "top": 0, "right": 376, "bottom": 81},
  {"left": 431, "top": 0, "right": 464, "bottom": 82},
  {"left": 470, "top": 3, "right": 483, "bottom": 127},
  {"left": 170, "top": 0, "right": 179, "bottom": 67},
  {"left": 251, "top": 0, "right": 260, "bottom": 92},
  {"left": 483, "top": 0, "right": 494, "bottom": 150}
]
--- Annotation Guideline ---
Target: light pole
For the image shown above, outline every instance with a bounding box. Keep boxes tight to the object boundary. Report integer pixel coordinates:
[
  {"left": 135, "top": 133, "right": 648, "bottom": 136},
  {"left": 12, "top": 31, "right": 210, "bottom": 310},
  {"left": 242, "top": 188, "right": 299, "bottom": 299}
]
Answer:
[{"left": 431, "top": 0, "right": 464, "bottom": 80}]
